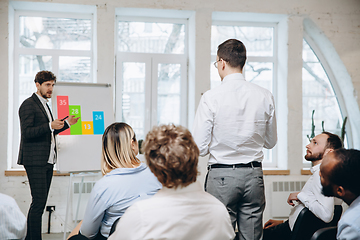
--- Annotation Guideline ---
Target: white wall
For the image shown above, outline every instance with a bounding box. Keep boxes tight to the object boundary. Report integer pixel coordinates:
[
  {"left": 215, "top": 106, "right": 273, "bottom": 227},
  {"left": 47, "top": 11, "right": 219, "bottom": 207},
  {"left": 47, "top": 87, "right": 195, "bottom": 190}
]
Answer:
[{"left": 1, "top": 0, "right": 360, "bottom": 233}]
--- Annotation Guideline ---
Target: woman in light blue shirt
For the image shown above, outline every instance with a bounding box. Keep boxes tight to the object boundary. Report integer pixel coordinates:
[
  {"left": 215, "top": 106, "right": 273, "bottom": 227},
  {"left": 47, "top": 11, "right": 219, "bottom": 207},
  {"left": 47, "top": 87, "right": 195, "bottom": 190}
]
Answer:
[{"left": 68, "top": 122, "right": 162, "bottom": 240}]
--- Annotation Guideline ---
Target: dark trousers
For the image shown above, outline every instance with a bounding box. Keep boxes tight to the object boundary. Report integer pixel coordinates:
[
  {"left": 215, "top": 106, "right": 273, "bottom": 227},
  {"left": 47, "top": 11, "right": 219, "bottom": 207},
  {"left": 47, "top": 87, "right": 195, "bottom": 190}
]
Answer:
[
  {"left": 263, "top": 220, "right": 292, "bottom": 240},
  {"left": 24, "top": 164, "right": 54, "bottom": 240}
]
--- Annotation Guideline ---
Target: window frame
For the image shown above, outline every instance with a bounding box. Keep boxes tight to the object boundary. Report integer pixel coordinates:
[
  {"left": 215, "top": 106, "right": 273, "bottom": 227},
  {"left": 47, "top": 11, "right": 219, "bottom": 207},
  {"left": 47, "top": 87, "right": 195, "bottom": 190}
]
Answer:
[
  {"left": 9, "top": 10, "right": 95, "bottom": 169},
  {"left": 301, "top": 33, "right": 352, "bottom": 168},
  {"left": 115, "top": 16, "right": 189, "bottom": 140}
]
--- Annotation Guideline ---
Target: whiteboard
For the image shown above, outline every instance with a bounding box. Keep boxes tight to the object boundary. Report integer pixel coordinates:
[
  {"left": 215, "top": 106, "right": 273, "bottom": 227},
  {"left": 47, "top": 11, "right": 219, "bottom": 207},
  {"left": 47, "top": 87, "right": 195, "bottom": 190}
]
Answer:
[{"left": 52, "top": 82, "right": 114, "bottom": 173}]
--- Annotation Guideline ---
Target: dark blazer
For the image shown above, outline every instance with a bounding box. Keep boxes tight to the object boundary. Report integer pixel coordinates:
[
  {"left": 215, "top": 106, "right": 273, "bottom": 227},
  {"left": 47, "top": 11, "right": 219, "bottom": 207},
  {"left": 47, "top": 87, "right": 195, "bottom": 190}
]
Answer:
[{"left": 18, "top": 93, "right": 69, "bottom": 166}]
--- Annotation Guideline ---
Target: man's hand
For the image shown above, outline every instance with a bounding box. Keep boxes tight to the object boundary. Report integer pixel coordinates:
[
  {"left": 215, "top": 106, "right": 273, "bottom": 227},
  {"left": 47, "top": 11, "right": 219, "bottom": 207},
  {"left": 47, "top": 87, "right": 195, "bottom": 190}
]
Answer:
[
  {"left": 287, "top": 192, "right": 300, "bottom": 206},
  {"left": 263, "top": 219, "right": 284, "bottom": 229},
  {"left": 68, "top": 115, "right": 80, "bottom": 126},
  {"left": 51, "top": 119, "right": 65, "bottom": 130}
]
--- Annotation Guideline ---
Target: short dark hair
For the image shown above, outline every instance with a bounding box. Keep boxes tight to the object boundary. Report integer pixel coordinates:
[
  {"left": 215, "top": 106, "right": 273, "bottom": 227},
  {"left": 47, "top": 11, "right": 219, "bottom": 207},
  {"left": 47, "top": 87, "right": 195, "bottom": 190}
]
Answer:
[
  {"left": 34, "top": 71, "right": 56, "bottom": 85},
  {"left": 143, "top": 124, "right": 199, "bottom": 189},
  {"left": 217, "top": 39, "right": 247, "bottom": 70},
  {"left": 322, "top": 131, "right": 342, "bottom": 150},
  {"left": 329, "top": 149, "right": 360, "bottom": 196}
]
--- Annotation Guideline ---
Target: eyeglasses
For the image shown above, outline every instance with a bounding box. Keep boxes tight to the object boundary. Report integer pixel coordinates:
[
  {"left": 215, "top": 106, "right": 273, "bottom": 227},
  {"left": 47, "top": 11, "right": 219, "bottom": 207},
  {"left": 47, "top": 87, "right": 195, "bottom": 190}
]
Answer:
[{"left": 213, "top": 59, "right": 222, "bottom": 68}]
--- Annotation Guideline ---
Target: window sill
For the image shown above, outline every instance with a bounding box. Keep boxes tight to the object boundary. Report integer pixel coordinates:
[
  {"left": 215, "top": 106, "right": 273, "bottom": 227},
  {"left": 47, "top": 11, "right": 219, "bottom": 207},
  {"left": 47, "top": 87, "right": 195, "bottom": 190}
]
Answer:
[
  {"left": 6, "top": 169, "right": 291, "bottom": 176},
  {"left": 301, "top": 169, "right": 312, "bottom": 175},
  {"left": 5, "top": 170, "right": 70, "bottom": 176},
  {"left": 263, "top": 169, "right": 290, "bottom": 175}
]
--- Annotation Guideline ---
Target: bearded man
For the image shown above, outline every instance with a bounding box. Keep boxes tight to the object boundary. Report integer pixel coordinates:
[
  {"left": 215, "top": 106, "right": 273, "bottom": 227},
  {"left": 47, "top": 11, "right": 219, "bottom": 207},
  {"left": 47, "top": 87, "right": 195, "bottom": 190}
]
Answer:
[{"left": 262, "top": 132, "right": 342, "bottom": 240}]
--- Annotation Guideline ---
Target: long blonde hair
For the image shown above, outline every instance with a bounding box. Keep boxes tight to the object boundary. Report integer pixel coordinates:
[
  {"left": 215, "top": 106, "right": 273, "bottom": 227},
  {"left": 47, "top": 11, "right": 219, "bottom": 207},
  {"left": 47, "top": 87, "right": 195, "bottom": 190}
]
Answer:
[{"left": 101, "top": 122, "right": 140, "bottom": 174}]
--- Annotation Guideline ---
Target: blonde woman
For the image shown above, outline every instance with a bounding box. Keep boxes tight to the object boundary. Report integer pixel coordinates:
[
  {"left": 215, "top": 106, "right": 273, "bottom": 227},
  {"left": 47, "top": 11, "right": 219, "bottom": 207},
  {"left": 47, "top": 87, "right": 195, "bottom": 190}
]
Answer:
[{"left": 68, "top": 122, "right": 162, "bottom": 240}]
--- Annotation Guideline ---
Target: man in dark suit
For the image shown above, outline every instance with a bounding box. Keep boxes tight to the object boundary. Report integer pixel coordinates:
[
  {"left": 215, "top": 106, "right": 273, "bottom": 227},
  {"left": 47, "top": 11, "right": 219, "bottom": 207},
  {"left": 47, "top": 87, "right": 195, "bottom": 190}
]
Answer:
[{"left": 18, "top": 71, "right": 79, "bottom": 240}]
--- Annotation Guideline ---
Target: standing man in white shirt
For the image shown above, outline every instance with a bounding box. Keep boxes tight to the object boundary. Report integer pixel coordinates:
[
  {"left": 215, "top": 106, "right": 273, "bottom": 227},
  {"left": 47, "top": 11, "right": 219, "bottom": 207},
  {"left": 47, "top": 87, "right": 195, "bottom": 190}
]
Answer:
[
  {"left": 263, "top": 132, "right": 343, "bottom": 240},
  {"left": 192, "top": 39, "right": 277, "bottom": 240}
]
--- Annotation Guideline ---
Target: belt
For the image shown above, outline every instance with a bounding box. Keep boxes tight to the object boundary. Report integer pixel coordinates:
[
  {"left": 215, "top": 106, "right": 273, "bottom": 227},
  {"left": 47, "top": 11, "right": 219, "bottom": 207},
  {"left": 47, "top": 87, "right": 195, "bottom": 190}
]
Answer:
[{"left": 208, "top": 161, "right": 262, "bottom": 170}]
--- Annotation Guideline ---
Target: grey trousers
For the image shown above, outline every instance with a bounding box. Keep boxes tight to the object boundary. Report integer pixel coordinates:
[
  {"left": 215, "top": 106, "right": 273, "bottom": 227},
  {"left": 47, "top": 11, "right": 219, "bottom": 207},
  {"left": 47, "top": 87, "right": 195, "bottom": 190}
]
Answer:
[{"left": 205, "top": 166, "right": 265, "bottom": 240}]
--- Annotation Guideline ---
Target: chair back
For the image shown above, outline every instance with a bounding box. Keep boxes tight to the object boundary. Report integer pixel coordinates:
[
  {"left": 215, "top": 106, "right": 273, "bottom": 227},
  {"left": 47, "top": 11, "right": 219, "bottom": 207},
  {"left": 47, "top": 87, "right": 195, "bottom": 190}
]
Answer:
[
  {"left": 291, "top": 205, "right": 342, "bottom": 240},
  {"left": 109, "top": 217, "right": 121, "bottom": 237},
  {"left": 310, "top": 226, "right": 337, "bottom": 240},
  {"left": 329, "top": 205, "right": 342, "bottom": 226}
]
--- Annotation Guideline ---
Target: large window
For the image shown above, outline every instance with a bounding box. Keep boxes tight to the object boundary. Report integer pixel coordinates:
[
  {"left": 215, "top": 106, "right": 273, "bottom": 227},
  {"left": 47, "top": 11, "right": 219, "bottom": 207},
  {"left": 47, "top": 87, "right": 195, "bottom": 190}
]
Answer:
[
  {"left": 116, "top": 17, "right": 188, "bottom": 140},
  {"left": 10, "top": 10, "right": 95, "bottom": 168},
  {"left": 211, "top": 22, "right": 278, "bottom": 167},
  {"left": 302, "top": 39, "right": 346, "bottom": 166}
]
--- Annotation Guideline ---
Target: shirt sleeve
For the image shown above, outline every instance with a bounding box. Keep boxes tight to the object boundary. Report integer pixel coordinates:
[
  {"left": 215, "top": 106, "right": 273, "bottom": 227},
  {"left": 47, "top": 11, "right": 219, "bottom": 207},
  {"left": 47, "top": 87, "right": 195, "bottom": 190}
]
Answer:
[
  {"left": 192, "top": 94, "right": 214, "bottom": 157},
  {"left": 337, "top": 224, "right": 360, "bottom": 240},
  {"left": 19, "top": 100, "right": 51, "bottom": 139},
  {"left": 79, "top": 189, "right": 107, "bottom": 239},
  {"left": 264, "top": 95, "right": 277, "bottom": 149},
  {"left": 297, "top": 171, "right": 334, "bottom": 223},
  {"left": 108, "top": 204, "right": 142, "bottom": 240}
]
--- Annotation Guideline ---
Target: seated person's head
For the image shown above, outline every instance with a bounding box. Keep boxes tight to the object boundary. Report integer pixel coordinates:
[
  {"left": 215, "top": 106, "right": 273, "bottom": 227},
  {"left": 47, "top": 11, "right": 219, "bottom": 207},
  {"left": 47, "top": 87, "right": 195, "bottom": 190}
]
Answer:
[
  {"left": 320, "top": 148, "right": 360, "bottom": 202},
  {"left": 101, "top": 122, "right": 139, "bottom": 174},
  {"left": 143, "top": 124, "right": 199, "bottom": 189},
  {"left": 305, "top": 132, "right": 342, "bottom": 162}
]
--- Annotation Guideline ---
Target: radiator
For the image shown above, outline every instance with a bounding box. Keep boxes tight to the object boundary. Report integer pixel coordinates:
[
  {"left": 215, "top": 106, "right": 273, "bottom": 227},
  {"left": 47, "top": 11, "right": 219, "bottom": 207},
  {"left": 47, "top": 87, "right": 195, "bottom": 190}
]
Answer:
[
  {"left": 72, "top": 181, "right": 96, "bottom": 220},
  {"left": 271, "top": 181, "right": 306, "bottom": 218}
]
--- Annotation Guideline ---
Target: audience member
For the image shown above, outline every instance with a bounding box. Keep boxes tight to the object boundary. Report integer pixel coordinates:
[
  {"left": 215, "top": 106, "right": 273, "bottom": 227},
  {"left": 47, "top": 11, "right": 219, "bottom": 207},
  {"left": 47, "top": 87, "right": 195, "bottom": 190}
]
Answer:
[
  {"left": 263, "top": 132, "right": 342, "bottom": 240},
  {"left": 0, "top": 193, "right": 27, "bottom": 240},
  {"left": 109, "top": 124, "right": 235, "bottom": 240},
  {"left": 68, "top": 122, "right": 162, "bottom": 240},
  {"left": 320, "top": 148, "right": 360, "bottom": 240},
  {"left": 192, "top": 39, "right": 277, "bottom": 240}
]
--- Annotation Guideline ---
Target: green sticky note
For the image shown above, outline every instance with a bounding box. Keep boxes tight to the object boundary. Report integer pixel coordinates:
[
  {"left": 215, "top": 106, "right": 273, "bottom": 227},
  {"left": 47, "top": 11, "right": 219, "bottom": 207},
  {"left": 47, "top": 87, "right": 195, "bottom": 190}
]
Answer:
[{"left": 69, "top": 105, "right": 82, "bottom": 135}]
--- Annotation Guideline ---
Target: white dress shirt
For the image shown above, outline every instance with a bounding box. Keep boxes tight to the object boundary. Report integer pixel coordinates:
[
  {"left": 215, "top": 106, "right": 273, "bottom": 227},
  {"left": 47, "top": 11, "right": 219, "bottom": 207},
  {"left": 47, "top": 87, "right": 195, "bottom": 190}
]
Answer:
[
  {"left": 288, "top": 163, "right": 342, "bottom": 230},
  {"left": 0, "top": 193, "right": 27, "bottom": 240},
  {"left": 109, "top": 182, "right": 235, "bottom": 240},
  {"left": 192, "top": 73, "right": 277, "bottom": 164}
]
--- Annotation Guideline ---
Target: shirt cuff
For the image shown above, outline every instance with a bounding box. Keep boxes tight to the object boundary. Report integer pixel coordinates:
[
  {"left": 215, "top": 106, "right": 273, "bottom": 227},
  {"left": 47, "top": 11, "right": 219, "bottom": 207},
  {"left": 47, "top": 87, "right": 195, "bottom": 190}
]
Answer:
[
  {"left": 297, "top": 191, "right": 308, "bottom": 204},
  {"left": 49, "top": 122, "right": 54, "bottom": 132}
]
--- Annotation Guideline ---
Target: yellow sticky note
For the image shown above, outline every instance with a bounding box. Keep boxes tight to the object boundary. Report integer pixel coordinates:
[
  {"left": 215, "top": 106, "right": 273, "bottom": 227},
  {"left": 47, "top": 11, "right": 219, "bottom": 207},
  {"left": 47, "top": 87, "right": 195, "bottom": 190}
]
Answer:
[{"left": 82, "top": 121, "right": 94, "bottom": 135}]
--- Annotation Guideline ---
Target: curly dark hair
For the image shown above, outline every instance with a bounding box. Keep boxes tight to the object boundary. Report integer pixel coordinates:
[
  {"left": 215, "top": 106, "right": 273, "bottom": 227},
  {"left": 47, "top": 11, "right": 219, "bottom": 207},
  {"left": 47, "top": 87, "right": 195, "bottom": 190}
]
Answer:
[
  {"left": 329, "top": 149, "right": 360, "bottom": 196},
  {"left": 34, "top": 71, "right": 56, "bottom": 85},
  {"left": 143, "top": 124, "right": 199, "bottom": 189}
]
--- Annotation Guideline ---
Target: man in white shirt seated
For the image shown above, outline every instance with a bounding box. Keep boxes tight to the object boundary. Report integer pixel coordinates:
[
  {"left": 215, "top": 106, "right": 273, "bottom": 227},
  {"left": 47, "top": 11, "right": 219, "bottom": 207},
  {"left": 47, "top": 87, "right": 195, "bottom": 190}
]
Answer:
[
  {"left": 263, "top": 132, "right": 343, "bottom": 240},
  {"left": 0, "top": 193, "right": 27, "bottom": 240},
  {"left": 108, "top": 124, "right": 235, "bottom": 240},
  {"left": 320, "top": 148, "right": 360, "bottom": 240}
]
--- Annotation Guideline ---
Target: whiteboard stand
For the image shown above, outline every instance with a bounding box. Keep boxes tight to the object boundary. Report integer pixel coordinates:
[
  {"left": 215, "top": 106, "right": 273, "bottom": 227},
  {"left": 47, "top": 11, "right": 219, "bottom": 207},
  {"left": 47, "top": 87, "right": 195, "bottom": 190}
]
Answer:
[{"left": 63, "top": 171, "right": 102, "bottom": 240}]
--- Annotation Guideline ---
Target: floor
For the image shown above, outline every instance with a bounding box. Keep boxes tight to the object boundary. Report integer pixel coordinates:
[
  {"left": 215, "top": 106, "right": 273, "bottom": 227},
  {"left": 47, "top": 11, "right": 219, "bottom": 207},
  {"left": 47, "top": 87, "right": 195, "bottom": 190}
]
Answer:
[{"left": 42, "top": 233, "right": 69, "bottom": 240}]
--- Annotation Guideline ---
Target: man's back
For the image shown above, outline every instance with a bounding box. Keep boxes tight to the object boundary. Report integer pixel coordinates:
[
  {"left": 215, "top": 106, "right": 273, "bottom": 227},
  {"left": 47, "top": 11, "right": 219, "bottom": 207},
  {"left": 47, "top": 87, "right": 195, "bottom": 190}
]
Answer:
[{"left": 193, "top": 73, "right": 277, "bottom": 165}]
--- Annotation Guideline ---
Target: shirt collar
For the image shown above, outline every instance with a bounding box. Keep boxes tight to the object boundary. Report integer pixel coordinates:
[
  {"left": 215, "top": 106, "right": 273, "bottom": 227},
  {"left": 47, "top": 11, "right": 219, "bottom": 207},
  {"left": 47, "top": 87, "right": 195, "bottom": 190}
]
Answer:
[
  {"left": 349, "top": 195, "right": 360, "bottom": 208},
  {"left": 310, "top": 163, "right": 320, "bottom": 174},
  {"left": 222, "top": 73, "right": 245, "bottom": 84},
  {"left": 105, "top": 163, "right": 147, "bottom": 176},
  {"left": 35, "top": 92, "right": 49, "bottom": 105}
]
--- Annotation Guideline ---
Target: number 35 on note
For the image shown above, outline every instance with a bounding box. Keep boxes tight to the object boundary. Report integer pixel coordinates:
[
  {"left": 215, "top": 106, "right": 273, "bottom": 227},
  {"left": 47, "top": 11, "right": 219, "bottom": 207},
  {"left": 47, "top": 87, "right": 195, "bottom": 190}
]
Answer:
[{"left": 82, "top": 121, "right": 94, "bottom": 135}]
